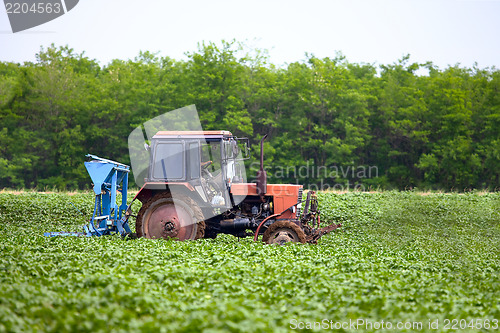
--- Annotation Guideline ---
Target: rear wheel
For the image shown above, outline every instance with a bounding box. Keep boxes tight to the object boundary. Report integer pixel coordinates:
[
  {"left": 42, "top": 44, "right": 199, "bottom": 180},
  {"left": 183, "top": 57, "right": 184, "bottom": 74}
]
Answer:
[
  {"left": 136, "top": 192, "right": 205, "bottom": 240},
  {"left": 262, "top": 220, "right": 306, "bottom": 245}
]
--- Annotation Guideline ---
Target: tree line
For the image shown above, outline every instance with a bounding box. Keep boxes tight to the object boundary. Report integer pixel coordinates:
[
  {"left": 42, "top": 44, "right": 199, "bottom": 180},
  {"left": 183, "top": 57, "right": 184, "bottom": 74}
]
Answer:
[{"left": 0, "top": 41, "right": 498, "bottom": 190}]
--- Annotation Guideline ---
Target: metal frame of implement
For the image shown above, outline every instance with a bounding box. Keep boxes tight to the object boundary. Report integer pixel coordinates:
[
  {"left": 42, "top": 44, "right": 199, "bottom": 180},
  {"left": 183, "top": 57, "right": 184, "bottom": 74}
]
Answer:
[{"left": 44, "top": 154, "right": 131, "bottom": 237}]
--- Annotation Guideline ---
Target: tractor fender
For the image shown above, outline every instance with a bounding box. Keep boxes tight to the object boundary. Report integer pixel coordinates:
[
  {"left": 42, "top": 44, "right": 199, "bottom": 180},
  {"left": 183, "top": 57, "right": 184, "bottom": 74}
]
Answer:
[{"left": 134, "top": 182, "right": 195, "bottom": 204}]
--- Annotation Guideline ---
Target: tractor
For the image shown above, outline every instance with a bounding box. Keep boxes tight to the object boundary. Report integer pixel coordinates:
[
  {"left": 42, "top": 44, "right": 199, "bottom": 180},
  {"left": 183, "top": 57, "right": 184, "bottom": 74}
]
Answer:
[
  {"left": 129, "top": 131, "right": 339, "bottom": 244},
  {"left": 45, "top": 131, "right": 340, "bottom": 244}
]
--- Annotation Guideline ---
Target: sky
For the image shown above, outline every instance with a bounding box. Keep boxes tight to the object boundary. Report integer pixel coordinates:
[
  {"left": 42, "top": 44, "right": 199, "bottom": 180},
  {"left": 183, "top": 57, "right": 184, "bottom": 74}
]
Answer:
[{"left": 0, "top": 0, "right": 499, "bottom": 69}]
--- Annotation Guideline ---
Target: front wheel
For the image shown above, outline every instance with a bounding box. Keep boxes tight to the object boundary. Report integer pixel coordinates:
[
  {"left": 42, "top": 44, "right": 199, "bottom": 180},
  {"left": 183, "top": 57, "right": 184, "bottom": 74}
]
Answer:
[
  {"left": 262, "top": 220, "right": 306, "bottom": 245},
  {"left": 135, "top": 192, "right": 205, "bottom": 240}
]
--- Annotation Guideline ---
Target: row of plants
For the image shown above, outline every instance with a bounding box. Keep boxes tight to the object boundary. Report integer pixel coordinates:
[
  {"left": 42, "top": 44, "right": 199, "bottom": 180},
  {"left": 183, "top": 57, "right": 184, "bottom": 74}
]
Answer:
[{"left": 0, "top": 191, "right": 498, "bottom": 332}]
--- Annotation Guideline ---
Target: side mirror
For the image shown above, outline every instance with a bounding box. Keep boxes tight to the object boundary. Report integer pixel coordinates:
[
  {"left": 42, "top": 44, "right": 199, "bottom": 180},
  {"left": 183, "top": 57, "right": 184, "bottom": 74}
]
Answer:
[
  {"left": 232, "top": 141, "right": 239, "bottom": 156},
  {"left": 144, "top": 143, "right": 150, "bottom": 151},
  {"left": 236, "top": 138, "right": 250, "bottom": 160}
]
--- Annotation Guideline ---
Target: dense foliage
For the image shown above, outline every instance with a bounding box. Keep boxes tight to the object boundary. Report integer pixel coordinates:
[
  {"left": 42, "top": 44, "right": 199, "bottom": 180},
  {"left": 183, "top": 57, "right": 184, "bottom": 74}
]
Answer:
[
  {"left": 0, "top": 191, "right": 499, "bottom": 332},
  {"left": 0, "top": 41, "right": 499, "bottom": 190}
]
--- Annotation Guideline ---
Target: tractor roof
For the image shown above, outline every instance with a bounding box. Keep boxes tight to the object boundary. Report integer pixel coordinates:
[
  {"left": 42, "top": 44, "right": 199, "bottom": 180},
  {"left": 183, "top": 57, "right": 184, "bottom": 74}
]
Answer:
[{"left": 153, "top": 130, "right": 233, "bottom": 139}]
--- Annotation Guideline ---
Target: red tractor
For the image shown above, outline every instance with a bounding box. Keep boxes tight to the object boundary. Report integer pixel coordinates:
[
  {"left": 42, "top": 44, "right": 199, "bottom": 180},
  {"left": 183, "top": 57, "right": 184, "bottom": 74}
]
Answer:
[{"left": 129, "top": 131, "right": 340, "bottom": 244}]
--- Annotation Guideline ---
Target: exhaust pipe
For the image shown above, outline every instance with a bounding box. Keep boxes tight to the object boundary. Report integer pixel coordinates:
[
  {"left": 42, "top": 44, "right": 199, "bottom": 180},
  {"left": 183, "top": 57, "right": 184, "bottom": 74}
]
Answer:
[{"left": 256, "top": 134, "right": 268, "bottom": 196}]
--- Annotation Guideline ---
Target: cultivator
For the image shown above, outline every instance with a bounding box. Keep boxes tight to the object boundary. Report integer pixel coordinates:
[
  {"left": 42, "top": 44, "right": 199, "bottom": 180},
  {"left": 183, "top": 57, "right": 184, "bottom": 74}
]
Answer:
[
  {"left": 300, "top": 191, "right": 342, "bottom": 243},
  {"left": 44, "top": 154, "right": 132, "bottom": 237},
  {"left": 45, "top": 131, "right": 341, "bottom": 244}
]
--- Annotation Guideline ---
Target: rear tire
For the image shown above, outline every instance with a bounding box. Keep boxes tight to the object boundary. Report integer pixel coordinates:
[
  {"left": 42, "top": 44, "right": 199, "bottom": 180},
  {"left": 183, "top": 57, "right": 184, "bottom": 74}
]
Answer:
[{"left": 135, "top": 192, "right": 205, "bottom": 240}]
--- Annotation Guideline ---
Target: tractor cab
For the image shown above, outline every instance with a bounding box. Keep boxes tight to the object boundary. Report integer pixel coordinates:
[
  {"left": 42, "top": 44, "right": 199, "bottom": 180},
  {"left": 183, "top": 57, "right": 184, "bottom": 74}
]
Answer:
[{"left": 139, "top": 131, "right": 249, "bottom": 209}]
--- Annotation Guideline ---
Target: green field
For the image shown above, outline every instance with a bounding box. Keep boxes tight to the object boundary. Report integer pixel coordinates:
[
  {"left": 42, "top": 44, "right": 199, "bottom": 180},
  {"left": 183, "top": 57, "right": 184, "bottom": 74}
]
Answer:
[{"left": 0, "top": 191, "right": 499, "bottom": 332}]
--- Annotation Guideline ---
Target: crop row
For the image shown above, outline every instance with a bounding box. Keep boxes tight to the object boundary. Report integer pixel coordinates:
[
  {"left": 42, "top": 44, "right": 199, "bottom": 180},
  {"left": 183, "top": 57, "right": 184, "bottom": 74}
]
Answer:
[{"left": 0, "top": 191, "right": 499, "bottom": 332}]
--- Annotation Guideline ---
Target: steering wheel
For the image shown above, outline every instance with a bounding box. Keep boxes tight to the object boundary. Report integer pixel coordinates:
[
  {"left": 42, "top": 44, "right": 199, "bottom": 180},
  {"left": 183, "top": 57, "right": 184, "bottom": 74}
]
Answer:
[
  {"left": 201, "top": 160, "right": 213, "bottom": 170},
  {"left": 201, "top": 161, "right": 214, "bottom": 179}
]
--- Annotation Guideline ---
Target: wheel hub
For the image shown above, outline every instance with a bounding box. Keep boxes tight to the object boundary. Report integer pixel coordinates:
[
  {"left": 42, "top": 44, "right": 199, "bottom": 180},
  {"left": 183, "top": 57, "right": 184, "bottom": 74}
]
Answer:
[
  {"left": 162, "top": 217, "right": 180, "bottom": 238},
  {"left": 273, "top": 230, "right": 295, "bottom": 245}
]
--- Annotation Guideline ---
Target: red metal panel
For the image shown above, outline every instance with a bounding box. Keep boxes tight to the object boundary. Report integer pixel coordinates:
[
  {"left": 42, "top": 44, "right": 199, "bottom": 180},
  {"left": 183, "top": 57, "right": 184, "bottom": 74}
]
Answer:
[
  {"left": 230, "top": 183, "right": 302, "bottom": 218},
  {"left": 153, "top": 130, "right": 232, "bottom": 139},
  {"left": 231, "top": 183, "right": 301, "bottom": 196},
  {"left": 134, "top": 182, "right": 195, "bottom": 203}
]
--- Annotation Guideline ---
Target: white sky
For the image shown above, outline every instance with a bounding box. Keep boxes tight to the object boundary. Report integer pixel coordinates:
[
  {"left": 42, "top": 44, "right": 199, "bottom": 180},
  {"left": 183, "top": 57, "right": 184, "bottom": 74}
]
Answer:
[{"left": 0, "top": 0, "right": 499, "bottom": 69}]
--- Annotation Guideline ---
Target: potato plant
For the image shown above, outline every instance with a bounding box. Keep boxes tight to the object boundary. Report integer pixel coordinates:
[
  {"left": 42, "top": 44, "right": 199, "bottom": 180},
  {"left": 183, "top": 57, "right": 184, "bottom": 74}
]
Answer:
[{"left": 0, "top": 191, "right": 499, "bottom": 332}]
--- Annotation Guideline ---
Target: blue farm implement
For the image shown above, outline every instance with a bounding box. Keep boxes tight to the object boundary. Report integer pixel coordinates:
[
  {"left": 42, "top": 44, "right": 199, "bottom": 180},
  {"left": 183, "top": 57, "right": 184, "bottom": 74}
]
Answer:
[{"left": 44, "top": 154, "right": 132, "bottom": 237}]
